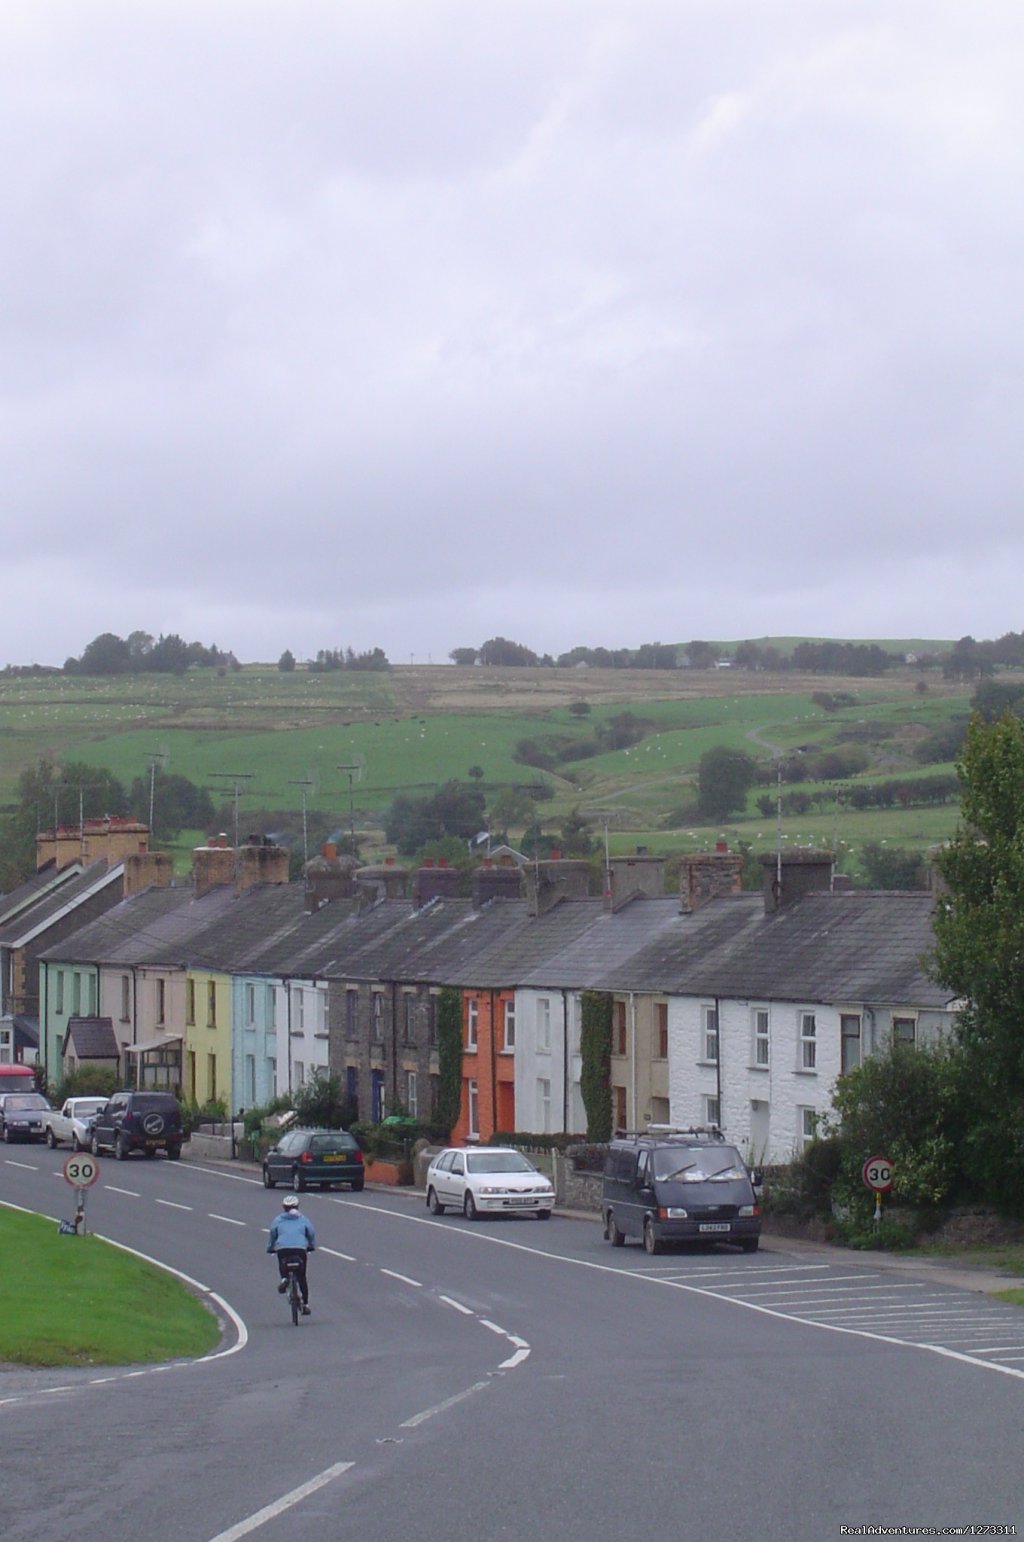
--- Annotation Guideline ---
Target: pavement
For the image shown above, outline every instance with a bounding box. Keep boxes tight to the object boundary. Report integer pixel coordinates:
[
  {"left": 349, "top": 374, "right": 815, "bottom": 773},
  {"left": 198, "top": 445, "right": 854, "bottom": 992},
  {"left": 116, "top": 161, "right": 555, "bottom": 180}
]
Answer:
[{"left": 182, "top": 1146, "right": 1024, "bottom": 1299}]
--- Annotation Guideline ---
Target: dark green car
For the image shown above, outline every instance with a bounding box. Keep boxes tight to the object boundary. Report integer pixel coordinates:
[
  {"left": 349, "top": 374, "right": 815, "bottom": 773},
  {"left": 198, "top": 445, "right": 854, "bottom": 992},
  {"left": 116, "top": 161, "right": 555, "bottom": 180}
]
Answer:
[{"left": 262, "top": 1127, "right": 365, "bottom": 1192}]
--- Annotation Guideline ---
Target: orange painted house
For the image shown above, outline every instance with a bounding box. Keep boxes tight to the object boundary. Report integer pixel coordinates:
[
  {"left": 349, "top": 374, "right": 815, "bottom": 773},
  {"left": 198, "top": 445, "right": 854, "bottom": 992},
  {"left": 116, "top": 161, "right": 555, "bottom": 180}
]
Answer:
[{"left": 451, "top": 987, "right": 517, "bottom": 1143}]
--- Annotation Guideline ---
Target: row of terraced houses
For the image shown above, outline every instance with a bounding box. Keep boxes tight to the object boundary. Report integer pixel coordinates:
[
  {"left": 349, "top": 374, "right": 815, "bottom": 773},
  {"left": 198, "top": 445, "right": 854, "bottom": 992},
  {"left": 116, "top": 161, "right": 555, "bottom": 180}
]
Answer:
[{"left": 0, "top": 830, "right": 956, "bottom": 1163}]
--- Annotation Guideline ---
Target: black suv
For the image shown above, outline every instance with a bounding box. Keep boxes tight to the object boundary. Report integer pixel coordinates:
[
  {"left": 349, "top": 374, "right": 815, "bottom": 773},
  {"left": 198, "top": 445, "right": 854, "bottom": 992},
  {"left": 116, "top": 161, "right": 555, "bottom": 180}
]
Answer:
[
  {"left": 90, "top": 1091, "right": 184, "bottom": 1161},
  {"left": 602, "top": 1125, "right": 762, "bottom": 1255}
]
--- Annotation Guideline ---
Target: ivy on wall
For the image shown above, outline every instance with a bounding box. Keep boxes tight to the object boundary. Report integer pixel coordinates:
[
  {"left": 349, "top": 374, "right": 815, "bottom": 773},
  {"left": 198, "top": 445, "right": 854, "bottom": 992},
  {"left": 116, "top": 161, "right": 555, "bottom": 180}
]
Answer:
[
  {"left": 435, "top": 986, "right": 464, "bottom": 1137},
  {"left": 580, "top": 989, "right": 613, "bottom": 1142}
]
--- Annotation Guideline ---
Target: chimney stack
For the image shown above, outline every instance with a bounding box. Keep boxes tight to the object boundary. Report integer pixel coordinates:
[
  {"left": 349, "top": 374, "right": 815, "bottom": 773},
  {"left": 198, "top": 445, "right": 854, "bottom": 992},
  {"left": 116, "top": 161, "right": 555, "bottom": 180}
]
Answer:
[
  {"left": 123, "top": 851, "right": 174, "bottom": 896},
  {"left": 304, "top": 846, "right": 359, "bottom": 913},
  {"left": 524, "top": 858, "right": 591, "bottom": 917},
  {"left": 355, "top": 858, "right": 409, "bottom": 905},
  {"left": 472, "top": 857, "right": 523, "bottom": 908},
  {"left": 680, "top": 843, "right": 745, "bottom": 912},
  {"left": 762, "top": 849, "right": 834, "bottom": 913},
  {"left": 605, "top": 849, "right": 666, "bottom": 910},
  {"left": 413, "top": 857, "right": 462, "bottom": 907}
]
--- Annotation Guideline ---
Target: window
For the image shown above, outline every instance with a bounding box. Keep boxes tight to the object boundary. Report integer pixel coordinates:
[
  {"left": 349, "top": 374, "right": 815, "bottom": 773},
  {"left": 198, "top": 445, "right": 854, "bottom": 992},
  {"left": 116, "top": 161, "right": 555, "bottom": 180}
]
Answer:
[
  {"left": 538, "top": 1077, "right": 551, "bottom": 1133},
  {"left": 87, "top": 976, "right": 97, "bottom": 1015},
  {"left": 656, "top": 1002, "right": 668, "bottom": 1060},
  {"left": 614, "top": 1000, "right": 627, "bottom": 1056},
  {"left": 467, "top": 1078, "right": 479, "bottom": 1139},
  {"left": 403, "top": 994, "right": 415, "bottom": 1044},
  {"left": 56, "top": 971, "right": 65, "bottom": 1014},
  {"left": 841, "top": 1013, "right": 862, "bottom": 1073},
  {"left": 406, "top": 1070, "right": 418, "bottom": 1117},
  {"left": 317, "top": 991, "right": 328, "bottom": 1034},
  {"left": 427, "top": 995, "right": 438, "bottom": 1047},
  {"left": 613, "top": 1084, "right": 626, "bottom": 1131},
  {"left": 799, "top": 1012, "right": 817, "bottom": 1069},
  {"left": 799, "top": 1106, "right": 819, "bottom": 1148},
  {"left": 185, "top": 979, "right": 196, "bottom": 1026},
  {"left": 121, "top": 975, "right": 131, "bottom": 1022},
  {"left": 266, "top": 1057, "right": 276, "bottom": 1095},
  {"left": 466, "top": 997, "right": 479, "bottom": 1050},
  {"left": 292, "top": 988, "right": 305, "bottom": 1033},
  {"left": 372, "top": 993, "right": 384, "bottom": 1042},
  {"left": 753, "top": 1008, "right": 770, "bottom": 1068},
  {"left": 156, "top": 978, "right": 166, "bottom": 1025},
  {"left": 294, "top": 1060, "right": 305, "bottom": 1086},
  {"left": 703, "top": 1005, "right": 719, "bottom": 1064},
  {"left": 346, "top": 991, "right": 358, "bottom": 1039},
  {"left": 207, "top": 1053, "right": 217, "bottom": 1103},
  {"left": 72, "top": 973, "right": 82, "bottom": 1015},
  {"left": 893, "top": 1015, "right": 917, "bottom": 1045},
  {"left": 502, "top": 998, "right": 516, "bottom": 1052},
  {"left": 207, "top": 981, "right": 217, "bottom": 1028},
  {"left": 705, "top": 1094, "right": 721, "bottom": 1126},
  {"left": 245, "top": 984, "right": 256, "bottom": 1026},
  {"left": 267, "top": 987, "right": 276, "bottom": 1029},
  {"left": 537, "top": 997, "right": 551, "bottom": 1053},
  {"left": 245, "top": 1054, "right": 256, "bottom": 1103}
]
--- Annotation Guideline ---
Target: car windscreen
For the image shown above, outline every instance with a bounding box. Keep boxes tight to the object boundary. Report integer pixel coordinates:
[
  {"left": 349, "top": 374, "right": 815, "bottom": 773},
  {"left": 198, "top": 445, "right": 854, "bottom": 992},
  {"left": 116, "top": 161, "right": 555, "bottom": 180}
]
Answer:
[
  {"left": 652, "top": 1146, "right": 748, "bottom": 1182},
  {"left": 466, "top": 1152, "right": 535, "bottom": 1174},
  {"left": 3, "top": 1094, "right": 49, "bottom": 1111},
  {"left": 129, "top": 1095, "right": 177, "bottom": 1114},
  {"left": 309, "top": 1135, "right": 355, "bottom": 1153},
  {"left": 75, "top": 1100, "right": 107, "bottom": 1114}
]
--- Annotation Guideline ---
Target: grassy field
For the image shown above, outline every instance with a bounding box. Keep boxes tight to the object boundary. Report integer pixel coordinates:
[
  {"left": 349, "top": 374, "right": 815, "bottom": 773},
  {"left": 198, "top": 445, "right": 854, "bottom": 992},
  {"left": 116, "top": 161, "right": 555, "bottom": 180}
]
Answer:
[
  {"left": 0, "top": 1207, "right": 221, "bottom": 1366},
  {"left": 0, "top": 662, "right": 989, "bottom": 876}
]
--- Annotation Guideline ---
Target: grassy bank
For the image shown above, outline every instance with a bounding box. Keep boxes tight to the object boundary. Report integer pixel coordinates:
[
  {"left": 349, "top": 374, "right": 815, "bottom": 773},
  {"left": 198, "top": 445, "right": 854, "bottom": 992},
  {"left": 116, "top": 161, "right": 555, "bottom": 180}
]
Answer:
[{"left": 0, "top": 1207, "right": 221, "bottom": 1366}]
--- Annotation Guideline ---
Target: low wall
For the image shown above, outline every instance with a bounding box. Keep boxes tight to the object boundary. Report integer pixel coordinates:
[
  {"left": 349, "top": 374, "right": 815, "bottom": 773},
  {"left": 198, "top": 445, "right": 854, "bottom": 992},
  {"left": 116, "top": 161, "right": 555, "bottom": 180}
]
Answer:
[
  {"left": 553, "top": 1154, "right": 602, "bottom": 1213},
  {"left": 184, "top": 1128, "right": 241, "bottom": 1162}
]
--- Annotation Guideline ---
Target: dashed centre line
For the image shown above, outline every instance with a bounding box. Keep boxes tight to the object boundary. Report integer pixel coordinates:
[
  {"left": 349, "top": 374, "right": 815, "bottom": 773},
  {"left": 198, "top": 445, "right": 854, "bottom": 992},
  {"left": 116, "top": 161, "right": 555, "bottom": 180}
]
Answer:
[{"left": 209, "top": 1213, "right": 246, "bottom": 1227}]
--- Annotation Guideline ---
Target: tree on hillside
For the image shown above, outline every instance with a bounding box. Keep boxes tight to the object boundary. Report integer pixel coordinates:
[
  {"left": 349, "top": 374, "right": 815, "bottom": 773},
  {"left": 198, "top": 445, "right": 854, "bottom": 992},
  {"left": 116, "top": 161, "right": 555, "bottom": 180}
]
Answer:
[
  {"left": 478, "top": 636, "right": 539, "bottom": 666},
  {"left": 128, "top": 769, "right": 215, "bottom": 842},
  {"left": 278, "top": 649, "right": 296, "bottom": 672},
  {"left": 0, "top": 758, "right": 129, "bottom": 889},
  {"left": 696, "top": 746, "right": 758, "bottom": 820},
  {"left": 932, "top": 711, "right": 1024, "bottom": 1210},
  {"left": 449, "top": 647, "right": 478, "bottom": 665},
  {"left": 385, "top": 780, "right": 486, "bottom": 857}
]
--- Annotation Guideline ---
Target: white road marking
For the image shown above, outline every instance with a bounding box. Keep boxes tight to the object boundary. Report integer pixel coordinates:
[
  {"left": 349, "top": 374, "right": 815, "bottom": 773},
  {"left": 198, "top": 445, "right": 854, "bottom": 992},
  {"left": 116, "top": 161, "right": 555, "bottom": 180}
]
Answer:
[
  {"left": 205, "top": 1461, "right": 354, "bottom": 1542},
  {"left": 105, "top": 1186, "right": 140, "bottom": 1197},
  {"left": 438, "top": 1294, "right": 474, "bottom": 1315},
  {"left": 319, "top": 1246, "right": 355, "bottom": 1261},
  {"left": 499, "top": 1347, "right": 531, "bottom": 1370},
  {"left": 156, "top": 1199, "right": 192, "bottom": 1211},
  {"left": 380, "top": 1268, "right": 421, "bottom": 1287},
  {"left": 4, "top": 1160, "right": 38, "bottom": 1170},
  {"left": 400, "top": 1380, "right": 490, "bottom": 1429},
  {"left": 479, "top": 1319, "right": 508, "bottom": 1336},
  {"left": 209, "top": 1213, "right": 246, "bottom": 1227}
]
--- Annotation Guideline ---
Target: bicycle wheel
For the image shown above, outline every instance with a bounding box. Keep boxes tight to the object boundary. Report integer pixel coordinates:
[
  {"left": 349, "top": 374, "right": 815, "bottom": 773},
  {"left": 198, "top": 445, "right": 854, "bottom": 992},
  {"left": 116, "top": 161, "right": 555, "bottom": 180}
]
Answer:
[{"left": 289, "top": 1273, "right": 300, "bottom": 1327}]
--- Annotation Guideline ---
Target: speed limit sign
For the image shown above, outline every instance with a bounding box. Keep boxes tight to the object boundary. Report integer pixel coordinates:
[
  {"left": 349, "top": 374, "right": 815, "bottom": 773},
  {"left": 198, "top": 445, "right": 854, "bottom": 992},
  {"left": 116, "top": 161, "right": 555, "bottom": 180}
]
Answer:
[
  {"left": 862, "top": 1155, "right": 893, "bottom": 1193},
  {"left": 63, "top": 1152, "right": 99, "bottom": 1189}
]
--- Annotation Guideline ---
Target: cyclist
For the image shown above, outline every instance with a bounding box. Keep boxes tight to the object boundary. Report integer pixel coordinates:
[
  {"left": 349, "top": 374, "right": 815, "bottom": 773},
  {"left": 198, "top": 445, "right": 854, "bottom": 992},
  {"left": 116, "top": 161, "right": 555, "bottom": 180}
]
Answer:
[{"left": 267, "top": 1193, "right": 316, "bottom": 1314}]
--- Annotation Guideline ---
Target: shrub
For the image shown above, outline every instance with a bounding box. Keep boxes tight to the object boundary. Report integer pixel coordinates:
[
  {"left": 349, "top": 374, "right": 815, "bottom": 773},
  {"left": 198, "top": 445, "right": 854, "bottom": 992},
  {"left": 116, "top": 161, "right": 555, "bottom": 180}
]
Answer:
[{"left": 53, "top": 1065, "right": 121, "bottom": 1103}]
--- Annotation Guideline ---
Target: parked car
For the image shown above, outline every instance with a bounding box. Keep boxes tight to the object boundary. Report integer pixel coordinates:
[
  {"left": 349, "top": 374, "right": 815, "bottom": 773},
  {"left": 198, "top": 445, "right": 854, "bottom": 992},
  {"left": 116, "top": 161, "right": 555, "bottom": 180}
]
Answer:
[
  {"left": 602, "top": 1125, "right": 761, "bottom": 1255},
  {"left": 44, "top": 1096, "right": 109, "bottom": 1151},
  {"left": 0, "top": 1091, "right": 52, "bottom": 1143},
  {"left": 90, "top": 1091, "right": 184, "bottom": 1160},
  {"left": 262, "top": 1128, "right": 365, "bottom": 1192},
  {"left": 425, "top": 1147, "right": 555, "bottom": 1220}
]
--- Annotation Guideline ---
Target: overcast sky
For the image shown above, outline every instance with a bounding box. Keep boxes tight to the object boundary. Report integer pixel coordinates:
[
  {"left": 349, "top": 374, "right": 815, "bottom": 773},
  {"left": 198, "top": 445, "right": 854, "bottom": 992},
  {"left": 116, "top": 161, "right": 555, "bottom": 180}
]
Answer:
[{"left": 3, "top": 2, "right": 1022, "bottom": 667}]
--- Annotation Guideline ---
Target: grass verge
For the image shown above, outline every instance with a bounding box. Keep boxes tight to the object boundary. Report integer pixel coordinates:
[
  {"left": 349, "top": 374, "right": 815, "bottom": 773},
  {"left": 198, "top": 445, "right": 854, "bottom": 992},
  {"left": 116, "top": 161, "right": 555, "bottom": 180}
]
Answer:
[{"left": 0, "top": 1207, "right": 221, "bottom": 1366}]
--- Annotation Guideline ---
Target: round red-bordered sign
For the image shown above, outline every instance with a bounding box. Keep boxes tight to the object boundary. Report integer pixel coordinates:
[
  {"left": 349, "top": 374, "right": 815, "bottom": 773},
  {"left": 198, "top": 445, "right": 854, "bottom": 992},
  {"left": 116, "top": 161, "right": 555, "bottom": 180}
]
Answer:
[
  {"left": 862, "top": 1155, "right": 893, "bottom": 1192},
  {"left": 63, "top": 1152, "right": 100, "bottom": 1189}
]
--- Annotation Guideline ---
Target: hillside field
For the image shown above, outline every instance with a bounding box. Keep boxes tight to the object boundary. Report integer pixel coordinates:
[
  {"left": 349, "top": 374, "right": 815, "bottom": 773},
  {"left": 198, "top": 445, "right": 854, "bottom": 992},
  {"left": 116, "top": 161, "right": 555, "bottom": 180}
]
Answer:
[{"left": 0, "top": 662, "right": 986, "bottom": 878}]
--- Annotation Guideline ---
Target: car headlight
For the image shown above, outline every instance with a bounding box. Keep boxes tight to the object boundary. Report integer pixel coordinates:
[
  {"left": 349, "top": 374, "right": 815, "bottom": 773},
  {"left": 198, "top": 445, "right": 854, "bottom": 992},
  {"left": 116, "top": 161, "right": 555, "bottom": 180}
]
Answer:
[
  {"left": 664, "top": 1206, "right": 689, "bottom": 1219},
  {"left": 738, "top": 1204, "right": 757, "bottom": 1217},
  {"left": 478, "top": 1185, "right": 506, "bottom": 1195}
]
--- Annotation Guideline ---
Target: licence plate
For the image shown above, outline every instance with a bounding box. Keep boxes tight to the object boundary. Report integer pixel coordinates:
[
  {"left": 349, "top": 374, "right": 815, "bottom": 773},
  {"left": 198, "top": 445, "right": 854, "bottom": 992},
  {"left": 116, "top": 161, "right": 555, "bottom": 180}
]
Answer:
[
  {"left": 323, "top": 1154, "right": 347, "bottom": 1163},
  {"left": 699, "top": 1222, "right": 731, "bottom": 1233},
  {"left": 506, "top": 1197, "right": 535, "bottom": 1207}
]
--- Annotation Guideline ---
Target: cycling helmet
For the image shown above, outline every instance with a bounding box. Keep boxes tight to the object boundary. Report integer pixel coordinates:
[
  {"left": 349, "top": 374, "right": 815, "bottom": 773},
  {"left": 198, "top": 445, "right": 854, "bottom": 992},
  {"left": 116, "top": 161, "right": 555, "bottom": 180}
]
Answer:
[{"left": 282, "top": 1194, "right": 300, "bottom": 1210}]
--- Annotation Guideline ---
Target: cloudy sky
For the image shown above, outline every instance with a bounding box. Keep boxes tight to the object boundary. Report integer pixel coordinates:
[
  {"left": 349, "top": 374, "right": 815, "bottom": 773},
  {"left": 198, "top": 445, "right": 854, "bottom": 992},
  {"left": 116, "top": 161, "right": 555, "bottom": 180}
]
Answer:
[{"left": 4, "top": 1, "right": 1022, "bottom": 667}]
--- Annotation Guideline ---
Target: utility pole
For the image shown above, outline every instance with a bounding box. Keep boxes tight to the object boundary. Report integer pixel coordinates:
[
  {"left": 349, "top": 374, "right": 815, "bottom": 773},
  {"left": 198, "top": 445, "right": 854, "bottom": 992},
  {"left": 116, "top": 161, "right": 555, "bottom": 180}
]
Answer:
[
  {"left": 288, "top": 778, "right": 315, "bottom": 863},
  {"left": 209, "top": 772, "right": 254, "bottom": 849},
  {"left": 336, "top": 765, "right": 358, "bottom": 850},
  {"left": 146, "top": 751, "right": 166, "bottom": 840}
]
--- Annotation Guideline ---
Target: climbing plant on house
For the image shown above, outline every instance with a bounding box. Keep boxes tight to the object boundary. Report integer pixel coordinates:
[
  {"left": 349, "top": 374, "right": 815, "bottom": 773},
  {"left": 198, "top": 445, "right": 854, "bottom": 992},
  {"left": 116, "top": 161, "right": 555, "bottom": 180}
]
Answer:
[
  {"left": 580, "top": 989, "right": 613, "bottom": 1142},
  {"left": 435, "top": 986, "right": 464, "bottom": 1137}
]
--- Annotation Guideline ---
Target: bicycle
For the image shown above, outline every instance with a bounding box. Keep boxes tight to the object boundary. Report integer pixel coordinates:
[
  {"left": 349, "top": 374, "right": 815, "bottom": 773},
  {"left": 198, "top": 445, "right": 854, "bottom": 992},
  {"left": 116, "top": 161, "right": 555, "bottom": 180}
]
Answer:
[{"left": 283, "top": 1255, "right": 304, "bottom": 1326}]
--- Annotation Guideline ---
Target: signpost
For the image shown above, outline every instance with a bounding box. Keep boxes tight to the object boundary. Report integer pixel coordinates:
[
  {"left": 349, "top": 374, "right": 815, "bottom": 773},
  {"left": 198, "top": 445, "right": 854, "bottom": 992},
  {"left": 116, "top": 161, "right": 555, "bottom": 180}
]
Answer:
[
  {"left": 62, "top": 1151, "right": 99, "bottom": 1235},
  {"left": 862, "top": 1154, "right": 893, "bottom": 1226}
]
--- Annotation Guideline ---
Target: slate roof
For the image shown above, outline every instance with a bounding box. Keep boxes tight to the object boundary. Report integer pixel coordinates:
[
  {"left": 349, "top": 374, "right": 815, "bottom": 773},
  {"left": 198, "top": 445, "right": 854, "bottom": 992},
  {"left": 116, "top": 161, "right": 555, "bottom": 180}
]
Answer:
[
  {"left": 64, "top": 1016, "right": 120, "bottom": 1060},
  {"left": 0, "top": 861, "right": 119, "bottom": 947},
  {"left": 37, "top": 882, "right": 240, "bottom": 966},
  {"left": 0, "top": 861, "right": 83, "bottom": 928}
]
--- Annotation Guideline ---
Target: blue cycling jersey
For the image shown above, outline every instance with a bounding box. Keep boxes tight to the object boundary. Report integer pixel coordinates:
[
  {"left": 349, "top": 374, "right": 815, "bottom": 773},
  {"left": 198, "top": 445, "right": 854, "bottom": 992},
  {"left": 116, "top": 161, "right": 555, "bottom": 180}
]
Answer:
[{"left": 267, "top": 1211, "right": 316, "bottom": 1252}]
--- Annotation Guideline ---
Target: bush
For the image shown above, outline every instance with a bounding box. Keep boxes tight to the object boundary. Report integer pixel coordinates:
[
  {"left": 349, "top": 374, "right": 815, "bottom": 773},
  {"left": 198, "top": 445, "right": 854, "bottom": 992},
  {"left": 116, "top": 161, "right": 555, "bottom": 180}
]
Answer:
[
  {"left": 291, "top": 1072, "right": 355, "bottom": 1131},
  {"left": 53, "top": 1065, "right": 121, "bottom": 1104},
  {"left": 489, "top": 1131, "right": 586, "bottom": 1152}
]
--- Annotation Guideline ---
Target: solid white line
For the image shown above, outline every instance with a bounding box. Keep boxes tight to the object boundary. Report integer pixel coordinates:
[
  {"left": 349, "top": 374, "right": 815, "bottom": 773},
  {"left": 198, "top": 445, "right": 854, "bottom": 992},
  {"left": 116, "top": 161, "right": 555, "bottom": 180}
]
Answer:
[
  {"left": 319, "top": 1246, "right": 355, "bottom": 1261},
  {"left": 438, "top": 1294, "right": 474, "bottom": 1315},
  {"left": 499, "top": 1347, "right": 530, "bottom": 1370},
  {"left": 105, "top": 1186, "right": 140, "bottom": 1197},
  {"left": 380, "top": 1269, "right": 421, "bottom": 1287},
  {"left": 156, "top": 1199, "right": 193, "bottom": 1211},
  {"left": 399, "top": 1381, "right": 490, "bottom": 1429},
  {"left": 205, "top": 1461, "right": 354, "bottom": 1542},
  {"left": 4, "top": 1160, "right": 37, "bottom": 1170},
  {"left": 208, "top": 1214, "right": 246, "bottom": 1227}
]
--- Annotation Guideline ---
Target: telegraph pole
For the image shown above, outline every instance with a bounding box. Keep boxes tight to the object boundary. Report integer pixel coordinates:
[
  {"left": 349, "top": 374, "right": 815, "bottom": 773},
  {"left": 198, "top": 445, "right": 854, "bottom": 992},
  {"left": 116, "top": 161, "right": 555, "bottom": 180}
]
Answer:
[
  {"left": 288, "top": 778, "right": 315, "bottom": 863},
  {"left": 336, "top": 765, "right": 358, "bottom": 850},
  {"left": 209, "top": 772, "right": 254, "bottom": 849}
]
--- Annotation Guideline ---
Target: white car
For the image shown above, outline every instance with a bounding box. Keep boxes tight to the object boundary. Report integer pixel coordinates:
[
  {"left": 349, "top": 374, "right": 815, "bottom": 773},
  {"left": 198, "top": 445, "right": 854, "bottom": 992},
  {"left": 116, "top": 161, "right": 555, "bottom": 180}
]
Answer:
[
  {"left": 426, "top": 1146, "right": 555, "bottom": 1220},
  {"left": 44, "top": 1096, "right": 109, "bottom": 1151}
]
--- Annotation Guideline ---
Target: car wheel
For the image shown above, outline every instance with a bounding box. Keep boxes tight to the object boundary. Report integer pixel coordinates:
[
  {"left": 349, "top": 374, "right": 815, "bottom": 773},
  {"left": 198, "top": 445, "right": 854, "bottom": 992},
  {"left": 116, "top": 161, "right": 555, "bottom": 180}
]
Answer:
[
  {"left": 292, "top": 1167, "right": 306, "bottom": 1193},
  {"left": 427, "top": 1187, "right": 445, "bottom": 1215},
  {"left": 464, "top": 1191, "right": 479, "bottom": 1221},
  {"left": 166, "top": 1143, "right": 181, "bottom": 1160},
  {"left": 537, "top": 1209, "right": 552, "bottom": 1220},
  {"left": 2, "top": 1126, "right": 12, "bottom": 1144},
  {"left": 91, "top": 1131, "right": 101, "bottom": 1156},
  {"left": 643, "top": 1218, "right": 662, "bottom": 1256},
  {"left": 741, "top": 1238, "right": 759, "bottom": 1253},
  {"left": 46, "top": 1128, "right": 57, "bottom": 1148},
  {"left": 351, "top": 1179, "right": 364, "bottom": 1192},
  {"left": 73, "top": 1135, "right": 83, "bottom": 1152},
  {"left": 263, "top": 1165, "right": 276, "bottom": 1189},
  {"left": 606, "top": 1212, "right": 625, "bottom": 1247},
  {"left": 115, "top": 1132, "right": 129, "bottom": 1161}
]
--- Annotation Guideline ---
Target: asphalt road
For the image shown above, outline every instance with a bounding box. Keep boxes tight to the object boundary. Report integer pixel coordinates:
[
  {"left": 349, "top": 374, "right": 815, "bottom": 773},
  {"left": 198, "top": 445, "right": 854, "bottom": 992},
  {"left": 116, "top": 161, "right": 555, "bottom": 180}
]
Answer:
[{"left": 3, "top": 1148, "right": 1023, "bottom": 1542}]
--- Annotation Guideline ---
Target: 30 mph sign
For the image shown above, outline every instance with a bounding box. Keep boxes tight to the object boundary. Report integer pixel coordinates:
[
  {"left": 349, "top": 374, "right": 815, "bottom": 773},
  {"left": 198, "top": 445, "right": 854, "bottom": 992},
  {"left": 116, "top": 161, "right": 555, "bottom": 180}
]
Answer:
[
  {"left": 63, "top": 1153, "right": 99, "bottom": 1189},
  {"left": 862, "top": 1155, "right": 893, "bottom": 1192}
]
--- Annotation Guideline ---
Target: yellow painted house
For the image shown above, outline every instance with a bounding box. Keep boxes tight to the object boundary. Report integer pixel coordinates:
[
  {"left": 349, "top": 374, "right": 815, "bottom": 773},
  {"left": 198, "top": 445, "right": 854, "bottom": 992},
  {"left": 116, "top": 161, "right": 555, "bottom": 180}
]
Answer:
[{"left": 184, "top": 967, "right": 233, "bottom": 1109}]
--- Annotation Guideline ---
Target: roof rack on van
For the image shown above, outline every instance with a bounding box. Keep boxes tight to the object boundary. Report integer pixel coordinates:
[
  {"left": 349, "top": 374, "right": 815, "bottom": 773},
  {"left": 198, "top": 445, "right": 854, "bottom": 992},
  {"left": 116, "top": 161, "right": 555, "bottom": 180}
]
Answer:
[{"left": 614, "top": 1124, "right": 728, "bottom": 1142}]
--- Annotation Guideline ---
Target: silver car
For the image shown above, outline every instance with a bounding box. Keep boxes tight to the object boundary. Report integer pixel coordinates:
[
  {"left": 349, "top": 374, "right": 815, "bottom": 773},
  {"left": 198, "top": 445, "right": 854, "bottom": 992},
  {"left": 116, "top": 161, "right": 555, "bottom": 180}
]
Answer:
[
  {"left": 426, "top": 1146, "right": 555, "bottom": 1220},
  {"left": 0, "top": 1092, "right": 52, "bottom": 1143}
]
